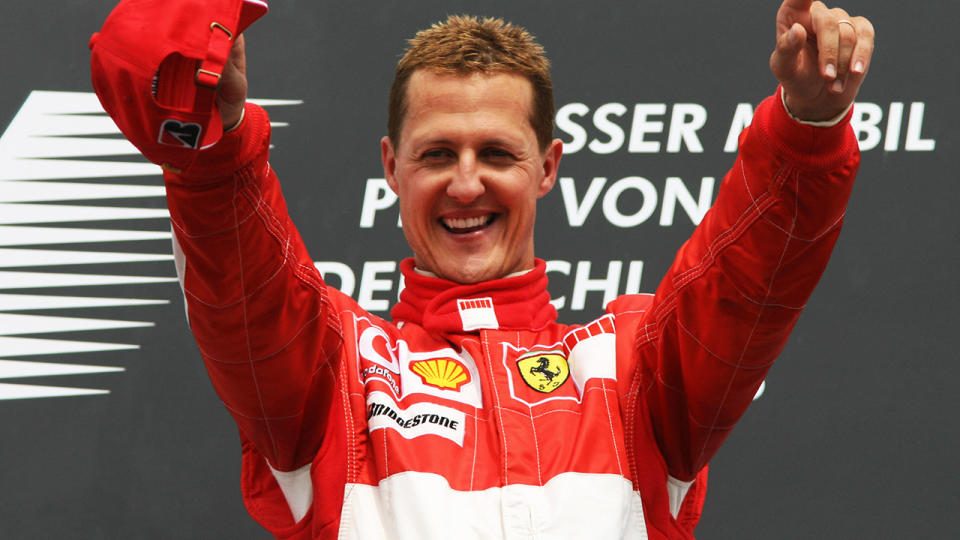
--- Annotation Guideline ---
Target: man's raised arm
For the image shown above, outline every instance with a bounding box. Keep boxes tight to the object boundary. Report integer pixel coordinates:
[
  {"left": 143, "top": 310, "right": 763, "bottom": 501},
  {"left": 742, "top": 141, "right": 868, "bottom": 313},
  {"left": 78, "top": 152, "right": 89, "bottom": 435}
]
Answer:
[
  {"left": 159, "top": 32, "right": 346, "bottom": 476},
  {"left": 633, "top": 0, "right": 874, "bottom": 481}
]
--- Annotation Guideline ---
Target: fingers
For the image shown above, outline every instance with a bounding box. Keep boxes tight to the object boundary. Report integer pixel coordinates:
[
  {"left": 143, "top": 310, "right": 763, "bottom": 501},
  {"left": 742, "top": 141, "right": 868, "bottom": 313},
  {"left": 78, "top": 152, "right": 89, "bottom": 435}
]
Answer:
[
  {"left": 228, "top": 34, "right": 247, "bottom": 76},
  {"left": 837, "top": 17, "right": 875, "bottom": 95},
  {"left": 810, "top": 3, "right": 873, "bottom": 94},
  {"left": 770, "top": 22, "right": 807, "bottom": 84},
  {"left": 850, "top": 17, "right": 876, "bottom": 77},
  {"left": 833, "top": 20, "right": 856, "bottom": 88},
  {"left": 809, "top": 3, "right": 845, "bottom": 85},
  {"left": 773, "top": 2, "right": 875, "bottom": 122}
]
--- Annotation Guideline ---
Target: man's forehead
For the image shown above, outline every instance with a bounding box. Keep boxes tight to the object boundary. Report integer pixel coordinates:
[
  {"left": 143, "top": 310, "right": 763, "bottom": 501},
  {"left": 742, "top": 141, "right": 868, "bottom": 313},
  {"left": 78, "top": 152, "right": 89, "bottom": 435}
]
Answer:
[{"left": 405, "top": 69, "right": 534, "bottom": 112}]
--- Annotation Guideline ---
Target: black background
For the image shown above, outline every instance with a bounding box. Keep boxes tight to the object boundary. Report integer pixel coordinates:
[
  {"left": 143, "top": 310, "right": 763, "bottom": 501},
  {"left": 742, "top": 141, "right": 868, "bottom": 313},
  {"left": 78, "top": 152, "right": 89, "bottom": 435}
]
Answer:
[{"left": 0, "top": 1, "right": 956, "bottom": 538}]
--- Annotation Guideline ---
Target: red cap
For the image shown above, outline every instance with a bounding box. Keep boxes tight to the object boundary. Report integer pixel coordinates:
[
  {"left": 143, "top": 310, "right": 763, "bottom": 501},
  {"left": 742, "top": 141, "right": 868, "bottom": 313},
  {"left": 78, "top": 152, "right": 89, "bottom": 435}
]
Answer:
[{"left": 90, "top": 0, "right": 268, "bottom": 171}]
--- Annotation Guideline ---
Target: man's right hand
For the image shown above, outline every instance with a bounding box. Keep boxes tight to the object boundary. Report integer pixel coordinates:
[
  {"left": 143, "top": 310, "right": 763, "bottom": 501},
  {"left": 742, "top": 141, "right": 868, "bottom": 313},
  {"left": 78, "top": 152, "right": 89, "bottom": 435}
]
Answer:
[
  {"left": 770, "top": 1, "right": 874, "bottom": 122},
  {"left": 217, "top": 34, "right": 248, "bottom": 130}
]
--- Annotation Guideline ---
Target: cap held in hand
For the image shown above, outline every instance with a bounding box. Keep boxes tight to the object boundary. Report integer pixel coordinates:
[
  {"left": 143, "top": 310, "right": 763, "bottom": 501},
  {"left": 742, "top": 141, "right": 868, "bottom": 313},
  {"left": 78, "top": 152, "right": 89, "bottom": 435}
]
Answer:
[{"left": 89, "top": 0, "right": 268, "bottom": 172}]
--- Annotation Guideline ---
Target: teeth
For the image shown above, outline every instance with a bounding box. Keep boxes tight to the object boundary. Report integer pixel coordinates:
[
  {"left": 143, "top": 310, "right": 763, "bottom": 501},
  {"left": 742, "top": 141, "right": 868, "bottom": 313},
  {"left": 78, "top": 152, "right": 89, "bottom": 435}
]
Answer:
[{"left": 443, "top": 215, "right": 491, "bottom": 230}]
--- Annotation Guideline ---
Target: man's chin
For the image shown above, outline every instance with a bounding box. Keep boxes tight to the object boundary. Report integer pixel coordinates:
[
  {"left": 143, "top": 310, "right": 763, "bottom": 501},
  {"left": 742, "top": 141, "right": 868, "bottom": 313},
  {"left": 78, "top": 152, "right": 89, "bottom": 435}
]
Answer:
[
  {"left": 438, "top": 267, "right": 495, "bottom": 285},
  {"left": 417, "top": 247, "right": 530, "bottom": 284},
  {"left": 431, "top": 259, "right": 502, "bottom": 285}
]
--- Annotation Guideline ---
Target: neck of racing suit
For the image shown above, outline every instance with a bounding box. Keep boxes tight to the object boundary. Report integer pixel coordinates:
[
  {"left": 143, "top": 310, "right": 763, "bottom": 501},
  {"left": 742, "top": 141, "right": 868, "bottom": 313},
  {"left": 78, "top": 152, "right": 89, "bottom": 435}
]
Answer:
[{"left": 390, "top": 258, "right": 558, "bottom": 336}]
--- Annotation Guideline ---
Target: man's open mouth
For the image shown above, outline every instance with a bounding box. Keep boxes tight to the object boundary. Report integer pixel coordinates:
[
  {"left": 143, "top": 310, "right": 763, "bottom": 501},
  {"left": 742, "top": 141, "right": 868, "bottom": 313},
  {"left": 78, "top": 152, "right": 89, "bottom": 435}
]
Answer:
[{"left": 441, "top": 214, "right": 496, "bottom": 234}]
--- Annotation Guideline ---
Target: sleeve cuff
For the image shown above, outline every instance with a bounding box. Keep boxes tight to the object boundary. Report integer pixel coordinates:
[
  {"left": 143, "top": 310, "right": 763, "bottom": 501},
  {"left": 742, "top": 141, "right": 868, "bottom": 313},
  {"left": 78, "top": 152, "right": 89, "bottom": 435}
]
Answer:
[
  {"left": 749, "top": 86, "right": 859, "bottom": 171},
  {"left": 223, "top": 106, "right": 246, "bottom": 133},
  {"left": 175, "top": 103, "right": 271, "bottom": 181},
  {"left": 780, "top": 86, "right": 853, "bottom": 127}
]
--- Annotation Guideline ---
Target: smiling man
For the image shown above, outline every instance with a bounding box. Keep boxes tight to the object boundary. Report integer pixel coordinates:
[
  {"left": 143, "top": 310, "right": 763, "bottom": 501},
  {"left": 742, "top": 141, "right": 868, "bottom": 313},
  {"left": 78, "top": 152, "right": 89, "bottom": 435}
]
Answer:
[
  {"left": 382, "top": 67, "right": 562, "bottom": 285},
  {"left": 91, "top": 1, "right": 873, "bottom": 538},
  {"left": 378, "top": 17, "right": 564, "bottom": 286}
]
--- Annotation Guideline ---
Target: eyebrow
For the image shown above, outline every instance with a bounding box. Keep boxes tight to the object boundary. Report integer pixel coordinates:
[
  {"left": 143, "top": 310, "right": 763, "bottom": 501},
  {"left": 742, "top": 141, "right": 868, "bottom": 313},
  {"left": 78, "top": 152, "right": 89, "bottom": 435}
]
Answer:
[{"left": 412, "top": 136, "right": 523, "bottom": 150}]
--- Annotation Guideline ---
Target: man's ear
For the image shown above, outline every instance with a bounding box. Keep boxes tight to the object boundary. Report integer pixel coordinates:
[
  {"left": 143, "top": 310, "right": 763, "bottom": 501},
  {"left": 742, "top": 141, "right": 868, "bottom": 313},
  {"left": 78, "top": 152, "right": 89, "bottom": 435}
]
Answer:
[
  {"left": 537, "top": 138, "right": 563, "bottom": 198},
  {"left": 381, "top": 136, "right": 399, "bottom": 194}
]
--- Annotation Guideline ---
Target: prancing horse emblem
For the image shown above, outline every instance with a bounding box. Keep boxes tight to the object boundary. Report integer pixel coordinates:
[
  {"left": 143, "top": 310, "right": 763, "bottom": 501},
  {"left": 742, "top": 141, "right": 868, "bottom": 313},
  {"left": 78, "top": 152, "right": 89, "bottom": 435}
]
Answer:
[{"left": 517, "top": 351, "right": 569, "bottom": 393}]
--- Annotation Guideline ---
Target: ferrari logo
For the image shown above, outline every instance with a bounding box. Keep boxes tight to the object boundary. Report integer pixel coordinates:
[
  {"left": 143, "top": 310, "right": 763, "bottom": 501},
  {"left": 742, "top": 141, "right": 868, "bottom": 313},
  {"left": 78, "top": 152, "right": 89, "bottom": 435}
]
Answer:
[{"left": 517, "top": 352, "right": 569, "bottom": 393}]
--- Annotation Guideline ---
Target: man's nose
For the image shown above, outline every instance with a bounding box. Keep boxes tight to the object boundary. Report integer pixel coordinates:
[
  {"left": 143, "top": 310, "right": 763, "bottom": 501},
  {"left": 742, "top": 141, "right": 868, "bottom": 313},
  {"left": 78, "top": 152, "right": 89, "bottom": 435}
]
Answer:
[{"left": 446, "top": 153, "right": 485, "bottom": 203}]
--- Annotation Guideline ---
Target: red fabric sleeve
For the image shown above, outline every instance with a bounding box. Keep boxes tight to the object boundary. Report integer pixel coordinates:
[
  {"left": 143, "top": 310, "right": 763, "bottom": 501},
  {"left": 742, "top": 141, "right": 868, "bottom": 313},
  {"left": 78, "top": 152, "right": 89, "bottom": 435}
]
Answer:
[
  {"left": 164, "top": 104, "right": 345, "bottom": 472},
  {"left": 638, "top": 90, "right": 860, "bottom": 481}
]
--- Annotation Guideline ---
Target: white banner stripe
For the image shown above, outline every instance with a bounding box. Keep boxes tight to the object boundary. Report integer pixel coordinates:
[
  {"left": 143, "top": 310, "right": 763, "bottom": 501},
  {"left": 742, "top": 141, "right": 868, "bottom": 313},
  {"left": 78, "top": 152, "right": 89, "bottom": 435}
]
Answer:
[
  {"left": 0, "top": 313, "right": 152, "bottom": 336},
  {"left": 0, "top": 159, "right": 160, "bottom": 181},
  {"left": 0, "top": 204, "right": 169, "bottom": 225},
  {"left": 1, "top": 91, "right": 106, "bottom": 115},
  {"left": 0, "top": 226, "right": 170, "bottom": 247},
  {"left": 0, "top": 249, "right": 173, "bottom": 268},
  {"left": 0, "top": 359, "right": 123, "bottom": 379},
  {"left": 0, "top": 294, "right": 167, "bottom": 311},
  {"left": 249, "top": 98, "right": 304, "bottom": 106},
  {"left": 9, "top": 137, "right": 139, "bottom": 159},
  {"left": 0, "top": 181, "right": 165, "bottom": 202},
  {"left": 0, "top": 336, "right": 136, "bottom": 357},
  {"left": 0, "top": 382, "right": 109, "bottom": 400},
  {"left": 0, "top": 271, "right": 176, "bottom": 289}
]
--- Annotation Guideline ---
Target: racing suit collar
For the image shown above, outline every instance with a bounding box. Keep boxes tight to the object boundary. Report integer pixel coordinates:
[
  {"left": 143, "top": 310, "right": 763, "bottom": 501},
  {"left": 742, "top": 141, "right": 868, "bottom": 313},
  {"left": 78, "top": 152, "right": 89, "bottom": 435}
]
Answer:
[{"left": 391, "top": 258, "right": 557, "bottom": 335}]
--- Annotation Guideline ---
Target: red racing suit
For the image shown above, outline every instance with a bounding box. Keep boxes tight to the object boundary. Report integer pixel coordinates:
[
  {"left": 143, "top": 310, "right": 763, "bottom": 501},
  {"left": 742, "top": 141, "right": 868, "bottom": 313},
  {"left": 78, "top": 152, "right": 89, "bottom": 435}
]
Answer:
[{"left": 163, "top": 90, "right": 859, "bottom": 539}]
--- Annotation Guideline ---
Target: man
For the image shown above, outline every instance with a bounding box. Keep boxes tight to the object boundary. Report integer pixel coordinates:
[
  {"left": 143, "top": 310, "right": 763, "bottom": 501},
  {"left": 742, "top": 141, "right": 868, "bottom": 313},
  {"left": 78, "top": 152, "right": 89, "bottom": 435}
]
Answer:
[{"left": 91, "top": 0, "right": 873, "bottom": 538}]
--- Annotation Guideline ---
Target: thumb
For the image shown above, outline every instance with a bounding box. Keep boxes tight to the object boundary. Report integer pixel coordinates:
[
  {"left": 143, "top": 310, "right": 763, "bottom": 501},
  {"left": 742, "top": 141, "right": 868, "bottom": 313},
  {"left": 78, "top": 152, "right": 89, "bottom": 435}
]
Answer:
[
  {"left": 770, "top": 23, "right": 806, "bottom": 83},
  {"left": 217, "top": 34, "right": 248, "bottom": 129}
]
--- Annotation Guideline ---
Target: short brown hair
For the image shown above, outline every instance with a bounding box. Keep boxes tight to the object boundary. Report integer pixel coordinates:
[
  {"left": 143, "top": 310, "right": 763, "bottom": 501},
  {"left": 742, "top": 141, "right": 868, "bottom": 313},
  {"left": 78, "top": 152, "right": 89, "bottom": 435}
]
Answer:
[{"left": 388, "top": 15, "right": 554, "bottom": 150}]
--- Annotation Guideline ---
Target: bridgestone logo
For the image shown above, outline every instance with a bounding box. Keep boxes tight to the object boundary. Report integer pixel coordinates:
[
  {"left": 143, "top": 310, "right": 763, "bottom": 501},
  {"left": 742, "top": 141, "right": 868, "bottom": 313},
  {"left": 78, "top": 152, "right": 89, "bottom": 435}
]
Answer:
[
  {"left": 364, "top": 391, "right": 467, "bottom": 446},
  {"left": 367, "top": 402, "right": 459, "bottom": 431}
]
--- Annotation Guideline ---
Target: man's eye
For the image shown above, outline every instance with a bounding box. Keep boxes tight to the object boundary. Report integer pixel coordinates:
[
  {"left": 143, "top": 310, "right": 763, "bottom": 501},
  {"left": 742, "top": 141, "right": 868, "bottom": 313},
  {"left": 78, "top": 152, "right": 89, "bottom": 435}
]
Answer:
[
  {"left": 482, "top": 148, "right": 516, "bottom": 161},
  {"left": 421, "top": 149, "right": 452, "bottom": 160}
]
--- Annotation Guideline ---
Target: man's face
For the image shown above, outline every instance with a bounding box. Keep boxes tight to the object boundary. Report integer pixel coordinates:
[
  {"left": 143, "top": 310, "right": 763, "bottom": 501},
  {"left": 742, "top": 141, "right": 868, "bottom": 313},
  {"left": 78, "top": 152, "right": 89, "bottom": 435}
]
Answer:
[{"left": 381, "top": 70, "right": 562, "bottom": 284}]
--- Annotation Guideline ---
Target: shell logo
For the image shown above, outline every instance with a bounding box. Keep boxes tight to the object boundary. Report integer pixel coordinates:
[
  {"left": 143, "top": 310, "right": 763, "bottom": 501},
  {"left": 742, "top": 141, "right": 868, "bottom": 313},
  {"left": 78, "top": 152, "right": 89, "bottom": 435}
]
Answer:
[{"left": 410, "top": 358, "right": 471, "bottom": 391}]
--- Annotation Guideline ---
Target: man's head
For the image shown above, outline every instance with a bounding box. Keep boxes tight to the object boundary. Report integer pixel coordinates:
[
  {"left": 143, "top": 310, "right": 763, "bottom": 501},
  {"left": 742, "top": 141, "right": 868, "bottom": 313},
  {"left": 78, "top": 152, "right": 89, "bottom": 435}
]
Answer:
[
  {"left": 388, "top": 15, "right": 554, "bottom": 152},
  {"left": 381, "top": 16, "right": 563, "bottom": 285}
]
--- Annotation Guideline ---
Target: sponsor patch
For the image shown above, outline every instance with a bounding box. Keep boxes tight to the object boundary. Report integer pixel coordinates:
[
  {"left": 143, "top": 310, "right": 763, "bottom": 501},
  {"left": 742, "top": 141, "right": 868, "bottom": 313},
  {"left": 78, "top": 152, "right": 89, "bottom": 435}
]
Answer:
[
  {"left": 366, "top": 391, "right": 467, "bottom": 446},
  {"left": 158, "top": 119, "right": 201, "bottom": 148},
  {"left": 562, "top": 314, "right": 616, "bottom": 352},
  {"left": 501, "top": 343, "right": 581, "bottom": 406},
  {"left": 403, "top": 348, "right": 482, "bottom": 407},
  {"left": 517, "top": 351, "right": 570, "bottom": 393},
  {"left": 357, "top": 324, "right": 401, "bottom": 373},
  {"left": 563, "top": 314, "right": 618, "bottom": 392},
  {"left": 356, "top": 321, "right": 404, "bottom": 396},
  {"left": 360, "top": 364, "right": 401, "bottom": 395},
  {"left": 410, "top": 358, "right": 471, "bottom": 390},
  {"left": 456, "top": 297, "right": 499, "bottom": 331},
  {"left": 353, "top": 316, "right": 482, "bottom": 407}
]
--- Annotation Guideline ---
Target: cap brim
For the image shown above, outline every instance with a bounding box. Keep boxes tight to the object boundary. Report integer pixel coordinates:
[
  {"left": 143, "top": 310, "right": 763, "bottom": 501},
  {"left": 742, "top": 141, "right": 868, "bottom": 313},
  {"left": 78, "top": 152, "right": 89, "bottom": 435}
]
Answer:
[{"left": 238, "top": 0, "right": 269, "bottom": 34}]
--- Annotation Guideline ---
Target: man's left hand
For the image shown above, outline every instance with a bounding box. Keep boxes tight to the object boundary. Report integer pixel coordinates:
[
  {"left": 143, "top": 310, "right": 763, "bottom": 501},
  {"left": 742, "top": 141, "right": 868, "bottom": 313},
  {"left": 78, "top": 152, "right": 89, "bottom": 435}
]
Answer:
[{"left": 770, "top": 0, "right": 875, "bottom": 122}]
